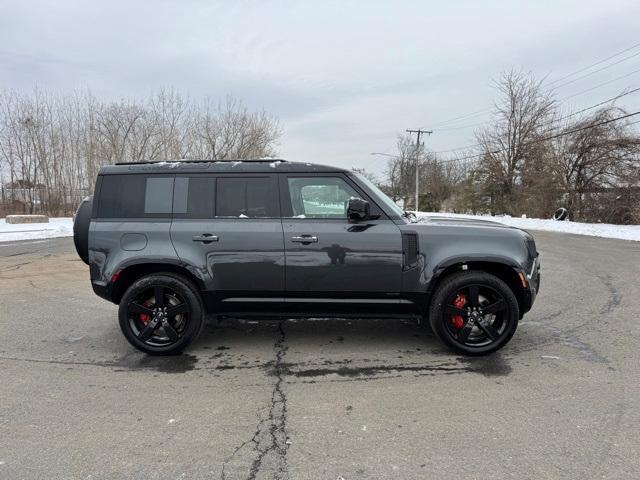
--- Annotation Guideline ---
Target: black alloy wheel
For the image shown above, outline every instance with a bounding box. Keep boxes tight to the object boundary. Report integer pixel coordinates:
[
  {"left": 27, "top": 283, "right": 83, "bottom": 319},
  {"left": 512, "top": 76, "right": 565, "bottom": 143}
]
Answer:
[
  {"left": 429, "top": 271, "right": 519, "bottom": 355},
  {"left": 118, "top": 274, "right": 204, "bottom": 355}
]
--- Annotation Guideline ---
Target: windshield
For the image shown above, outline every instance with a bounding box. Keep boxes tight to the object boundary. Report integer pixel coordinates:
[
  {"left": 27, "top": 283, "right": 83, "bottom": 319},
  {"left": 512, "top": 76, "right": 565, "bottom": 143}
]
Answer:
[{"left": 352, "top": 172, "right": 405, "bottom": 218}]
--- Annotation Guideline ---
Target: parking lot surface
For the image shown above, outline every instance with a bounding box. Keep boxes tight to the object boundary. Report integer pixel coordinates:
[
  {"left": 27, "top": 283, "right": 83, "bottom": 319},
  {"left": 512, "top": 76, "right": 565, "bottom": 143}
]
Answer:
[{"left": 0, "top": 232, "right": 639, "bottom": 479}]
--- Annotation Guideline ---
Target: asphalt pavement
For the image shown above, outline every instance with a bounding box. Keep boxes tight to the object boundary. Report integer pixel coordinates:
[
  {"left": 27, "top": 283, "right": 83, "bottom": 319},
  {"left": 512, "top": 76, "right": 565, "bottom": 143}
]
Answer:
[{"left": 0, "top": 232, "right": 639, "bottom": 479}]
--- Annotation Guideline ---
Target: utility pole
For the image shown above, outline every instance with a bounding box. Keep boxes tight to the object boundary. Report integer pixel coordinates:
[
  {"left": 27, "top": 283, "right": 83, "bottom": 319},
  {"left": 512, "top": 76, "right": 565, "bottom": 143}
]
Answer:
[{"left": 406, "top": 128, "right": 432, "bottom": 210}]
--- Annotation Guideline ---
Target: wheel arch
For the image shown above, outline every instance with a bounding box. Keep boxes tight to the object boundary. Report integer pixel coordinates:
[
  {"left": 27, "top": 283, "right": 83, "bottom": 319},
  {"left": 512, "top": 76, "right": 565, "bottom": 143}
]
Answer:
[
  {"left": 428, "top": 258, "right": 527, "bottom": 318},
  {"left": 111, "top": 262, "right": 205, "bottom": 304}
]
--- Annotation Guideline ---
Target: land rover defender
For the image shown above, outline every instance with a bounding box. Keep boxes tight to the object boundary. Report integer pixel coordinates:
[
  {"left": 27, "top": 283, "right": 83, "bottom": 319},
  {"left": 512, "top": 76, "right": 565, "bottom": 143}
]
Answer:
[{"left": 73, "top": 159, "right": 540, "bottom": 355}]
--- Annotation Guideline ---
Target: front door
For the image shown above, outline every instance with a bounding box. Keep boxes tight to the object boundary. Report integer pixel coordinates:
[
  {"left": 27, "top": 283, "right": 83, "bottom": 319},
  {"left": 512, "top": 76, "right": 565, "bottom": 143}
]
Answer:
[
  {"left": 170, "top": 174, "right": 285, "bottom": 307},
  {"left": 280, "top": 174, "right": 403, "bottom": 299}
]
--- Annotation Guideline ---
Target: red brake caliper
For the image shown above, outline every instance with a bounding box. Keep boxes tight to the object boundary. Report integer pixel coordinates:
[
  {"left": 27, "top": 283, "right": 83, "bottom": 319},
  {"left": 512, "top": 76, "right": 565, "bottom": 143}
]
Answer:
[
  {"left": 139, "top": 299, "right": 153, "bottom": 325},
  {"left": 451, "top": 293, "right": 466, "bottom": 329}
]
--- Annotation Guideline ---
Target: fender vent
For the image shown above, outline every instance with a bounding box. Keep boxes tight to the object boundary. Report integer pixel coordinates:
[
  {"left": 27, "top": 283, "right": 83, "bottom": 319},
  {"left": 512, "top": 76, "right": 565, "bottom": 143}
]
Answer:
[{"left": 402, "top": 232, "right": 419, "bottom": 270}]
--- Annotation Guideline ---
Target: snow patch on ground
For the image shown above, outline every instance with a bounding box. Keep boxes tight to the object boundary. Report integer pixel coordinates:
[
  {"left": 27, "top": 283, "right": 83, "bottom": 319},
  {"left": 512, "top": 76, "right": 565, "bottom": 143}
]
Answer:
[
  {"left": 415, "top": 211, "right": 640, "bottom": 242},
  {"left": 1, "top": 213, "right": 638, "bottom": 243},
  {"left": 0, "top": 217, "right": 73, "bottom": 243}
]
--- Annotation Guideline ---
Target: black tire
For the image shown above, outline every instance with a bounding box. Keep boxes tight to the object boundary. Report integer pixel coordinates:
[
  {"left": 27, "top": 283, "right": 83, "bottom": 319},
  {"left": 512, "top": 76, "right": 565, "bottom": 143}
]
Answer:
[
  {"left": 553, "top": 207, "right": 568, "bottom": 221},
  {"left": 429, "top": 271, "right": 519, "bottom": 356},
  {"left": 118, "top": 273, "right": 204, "bottom": 355},
  {"left": 73, "top": 196, "right": 92, "bottom": 265}
]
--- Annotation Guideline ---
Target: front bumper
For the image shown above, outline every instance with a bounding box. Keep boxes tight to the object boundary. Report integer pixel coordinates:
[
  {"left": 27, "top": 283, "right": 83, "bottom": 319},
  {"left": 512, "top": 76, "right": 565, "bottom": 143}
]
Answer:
[{"left": 520, "top": 256, "right": 540, "bottom": 315}]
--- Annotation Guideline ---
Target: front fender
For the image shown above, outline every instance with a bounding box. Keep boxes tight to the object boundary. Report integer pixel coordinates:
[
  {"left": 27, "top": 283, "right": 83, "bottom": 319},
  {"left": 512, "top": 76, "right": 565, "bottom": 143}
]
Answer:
[{"left": 400, "top": 222, "right": 531, "bottom": 295}]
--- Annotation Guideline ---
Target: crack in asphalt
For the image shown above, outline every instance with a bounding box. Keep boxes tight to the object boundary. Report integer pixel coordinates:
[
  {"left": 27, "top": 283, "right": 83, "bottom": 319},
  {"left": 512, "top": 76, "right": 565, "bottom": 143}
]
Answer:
[{"left": 221, "top": 321, "right": 290, "bottom": 480}]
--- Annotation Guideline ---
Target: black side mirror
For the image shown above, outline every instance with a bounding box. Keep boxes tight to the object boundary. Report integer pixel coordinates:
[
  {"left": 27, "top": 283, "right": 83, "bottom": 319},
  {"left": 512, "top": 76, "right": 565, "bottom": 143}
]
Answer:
[{"left": 347, "top": 198, "right": 370, "bottom": 222}]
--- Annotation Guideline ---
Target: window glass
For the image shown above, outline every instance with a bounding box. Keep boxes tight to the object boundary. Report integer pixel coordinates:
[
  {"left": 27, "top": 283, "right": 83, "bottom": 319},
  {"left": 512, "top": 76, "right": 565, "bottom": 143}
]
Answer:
[
  {"left": 173, "top": 177, "right": 215, "bottom": 218},
  {"left": 216, "top": 177, "right": 274, "bottom": 217},
  {"left": 145, "top": 178, "right": 173, "bottom": 214},
  {"left": 352, "top": 172, "right": 404, "bottom": 218},
  {"left": 98, "top": 175, "right": 173, "bottom": 218},
  {"left": 287, "top": 177, "right": 361, "bottom": 218}
]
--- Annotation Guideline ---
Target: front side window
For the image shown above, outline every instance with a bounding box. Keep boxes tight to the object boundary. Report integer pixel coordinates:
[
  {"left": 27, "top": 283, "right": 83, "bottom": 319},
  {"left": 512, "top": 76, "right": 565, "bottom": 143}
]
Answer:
[
  {"left": 352, "top": 172, "right": 405, "bottom": 218},
  {"left": 216, "top": 177, "right": 275, "bottom": 218},
  {"left": 286, "top": 177, "right": 362, "bottom": 219},
  {"left": 98, "top": 175, "right": 173, "bottom": 218}
]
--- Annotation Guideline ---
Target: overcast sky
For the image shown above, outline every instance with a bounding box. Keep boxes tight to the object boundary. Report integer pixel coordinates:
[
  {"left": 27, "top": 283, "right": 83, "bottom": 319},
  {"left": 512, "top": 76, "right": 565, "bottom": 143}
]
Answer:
[{"left": 1, "top": 0, "right": 639, "bottom": 177}]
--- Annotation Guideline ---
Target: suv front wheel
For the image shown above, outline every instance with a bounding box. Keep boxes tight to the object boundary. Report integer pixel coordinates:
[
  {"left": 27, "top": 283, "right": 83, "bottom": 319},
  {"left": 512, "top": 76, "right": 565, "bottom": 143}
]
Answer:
[
  {"left": 429, "top": 271, "right": 519, "bottom": 355},
  {"left": 118, "top": 274, "right": 204, "bottom": 355}
]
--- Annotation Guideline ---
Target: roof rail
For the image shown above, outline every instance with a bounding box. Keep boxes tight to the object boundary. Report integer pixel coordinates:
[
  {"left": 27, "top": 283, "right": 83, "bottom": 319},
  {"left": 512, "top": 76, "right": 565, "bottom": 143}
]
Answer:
[{"left": 114, "top": 158, "right": 288, "bottom": 166}]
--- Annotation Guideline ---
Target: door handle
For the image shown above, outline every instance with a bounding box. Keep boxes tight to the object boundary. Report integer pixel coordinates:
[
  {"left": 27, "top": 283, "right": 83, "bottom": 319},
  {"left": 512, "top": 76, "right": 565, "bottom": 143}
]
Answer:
[
  {"left": 291, "top": 235, "right": 318, "bottom": 244},
  {"left": 192, "top": 234, "right": 219, "bottom": 244}
]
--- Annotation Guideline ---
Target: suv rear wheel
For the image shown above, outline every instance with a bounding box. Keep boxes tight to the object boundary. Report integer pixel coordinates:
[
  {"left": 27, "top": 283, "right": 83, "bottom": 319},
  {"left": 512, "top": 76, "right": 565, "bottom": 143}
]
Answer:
[
  {"left": 429, "top": 271, "right": 519, "bottom": 355},
  {"left": 118, "top": 274, "right": 204, "bottom": 355}
]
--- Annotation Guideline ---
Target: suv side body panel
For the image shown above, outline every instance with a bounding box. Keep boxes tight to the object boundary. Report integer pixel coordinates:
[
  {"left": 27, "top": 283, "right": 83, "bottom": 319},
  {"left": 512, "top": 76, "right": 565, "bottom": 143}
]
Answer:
[
  {"left": 90, "top": 219, "right": 180, "bottom": 289},
  {"left": 282, "top": 218, "right": 403, "bottom": 294},
  {"left": 171, "top": 217, "right": 285, "bottom": 295},
  {"left": 279, "top": 173, "right": 403, "bottom": 295},
  {"left": 89, "top": 172, "right": 181, "bottom": 297},
  {"left": 169, "top": 173, "right": 284, "bottom": 297}
]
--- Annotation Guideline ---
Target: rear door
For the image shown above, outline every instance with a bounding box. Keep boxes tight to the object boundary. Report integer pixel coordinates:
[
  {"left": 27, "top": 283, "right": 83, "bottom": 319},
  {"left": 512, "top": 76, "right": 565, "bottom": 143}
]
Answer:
[
  {"left": 170, "top": 174, "right": 285, "bottom": 302},
  {"left": 280, "top": 173, "right": 403, "bottom": 297}
]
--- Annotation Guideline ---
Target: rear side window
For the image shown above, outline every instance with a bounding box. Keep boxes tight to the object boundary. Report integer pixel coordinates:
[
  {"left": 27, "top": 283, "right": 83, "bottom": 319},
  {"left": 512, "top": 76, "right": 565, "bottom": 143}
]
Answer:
[
  {"left": 216, "top": 177, "right": 276, "bottom": 218},
  {"left": 97, "top": 175, "right": 173, "bottom": 218},
  {"left": 173, "top": 177, "right": 216, "bottom": 218}
]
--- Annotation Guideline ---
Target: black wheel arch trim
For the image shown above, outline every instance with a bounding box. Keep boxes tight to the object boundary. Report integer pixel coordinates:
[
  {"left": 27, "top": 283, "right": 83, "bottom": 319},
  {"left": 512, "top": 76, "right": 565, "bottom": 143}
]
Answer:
[
  {"left": 427, "top": 255, "right": 532, "bottom": 317},
  {"left": 103, "top": 258, "right": 207, "bottom": 304}
]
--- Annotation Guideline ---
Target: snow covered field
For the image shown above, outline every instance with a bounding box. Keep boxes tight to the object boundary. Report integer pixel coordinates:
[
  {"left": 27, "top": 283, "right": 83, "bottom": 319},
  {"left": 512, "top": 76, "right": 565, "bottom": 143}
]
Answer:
[
  {"left": 0, "top": 217, "right": 73, "bottom": 243},
  {"left": 415, "top": 212, "right": 640, "bottom": 242},
  {"left": 0, "top": 213, "right": 639, "bottom": 243}
]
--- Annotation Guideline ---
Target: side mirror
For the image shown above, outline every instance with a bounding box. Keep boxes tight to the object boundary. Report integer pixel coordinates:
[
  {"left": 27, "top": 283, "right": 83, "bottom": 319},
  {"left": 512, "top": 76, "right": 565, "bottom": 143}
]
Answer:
[{"left": 347, "top": 198, "right": 370, "bottom": 222}]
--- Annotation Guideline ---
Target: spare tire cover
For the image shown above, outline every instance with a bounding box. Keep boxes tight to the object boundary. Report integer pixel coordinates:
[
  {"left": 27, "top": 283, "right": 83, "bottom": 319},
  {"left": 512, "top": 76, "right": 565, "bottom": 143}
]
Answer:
[{"left": 73, "top": 197, "right": 92, "bottom": 265}]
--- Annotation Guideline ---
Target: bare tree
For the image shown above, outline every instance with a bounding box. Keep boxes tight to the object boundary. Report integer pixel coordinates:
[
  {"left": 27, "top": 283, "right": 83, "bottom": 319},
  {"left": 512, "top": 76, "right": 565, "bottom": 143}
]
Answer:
[
  {"left": 475, "top": 70, "right": 556, "bottom": 215},
  {"left": 384, "top": 134, "right": 463, "bottom": 211},
  {"left": 0, "top": 88, "right": 282, "bottom": 216},
  {"left": 386, "top": 134, "right": 418, "bottom": 206},
  {"left": 550, "top": 107, "right": 640, "bottom": 222}
]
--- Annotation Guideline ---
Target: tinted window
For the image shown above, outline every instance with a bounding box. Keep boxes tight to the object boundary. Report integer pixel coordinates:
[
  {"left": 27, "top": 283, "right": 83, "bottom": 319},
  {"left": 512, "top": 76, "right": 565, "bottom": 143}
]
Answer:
[
  {"left": 173, "top": 177, "right": 215, "bottom": 218},
  {"left": 287, "top": 177, "right": 361, "bottom": 218},
  {"left": 216, "top": 177, "right": 274, "bottom": 217},
  {"left": 98, "top": 175, "right": 173, "bottom": 218}
]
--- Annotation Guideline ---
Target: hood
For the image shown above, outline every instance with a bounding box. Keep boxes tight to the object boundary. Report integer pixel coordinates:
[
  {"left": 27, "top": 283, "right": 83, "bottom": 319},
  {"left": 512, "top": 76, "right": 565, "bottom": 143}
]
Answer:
[{"left": 415, "top": 215, "right": 518, "bottom": 230}]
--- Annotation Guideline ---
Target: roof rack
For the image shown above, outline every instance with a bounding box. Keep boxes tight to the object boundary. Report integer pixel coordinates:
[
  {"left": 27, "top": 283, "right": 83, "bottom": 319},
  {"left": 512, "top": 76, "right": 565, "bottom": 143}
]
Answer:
[{"left": 115, "top": 158, "right": 288, "bottom": 166}]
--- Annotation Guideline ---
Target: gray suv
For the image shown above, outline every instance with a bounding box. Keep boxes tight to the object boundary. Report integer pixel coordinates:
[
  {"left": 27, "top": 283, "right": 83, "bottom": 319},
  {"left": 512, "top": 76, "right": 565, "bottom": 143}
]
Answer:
[{"left": 73, "top": 159, "right": 540, "bottom": 356}]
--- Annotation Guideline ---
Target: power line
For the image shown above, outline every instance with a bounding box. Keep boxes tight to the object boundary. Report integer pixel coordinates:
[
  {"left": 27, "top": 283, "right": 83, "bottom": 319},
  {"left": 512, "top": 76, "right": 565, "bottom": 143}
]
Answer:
[
  {"left": 428, "top": 42, "right": 640, "bottom": 129},
  {"left": 436, "top": 70, "right": 640, "bottom": 134},
  {"left": 431, "top": 86, "right": 640, "bottom": 153},
  {"left": 549, "top": 51, "right": 640, "bottom": 90},
  {"left": 438, "top": 110, "right": 640, "bottom": 163},
  {"left": 428, "top": 108, "right": 493, "bottom": 129},
  {"left": 561, "top": 66, "right": 640, "bottom": 100},
  {"left": 546, "top": 41, "right": 640, "bottom": 85},
  {"left": 556, "top": 86, "right": 640, "bottom": 120}
]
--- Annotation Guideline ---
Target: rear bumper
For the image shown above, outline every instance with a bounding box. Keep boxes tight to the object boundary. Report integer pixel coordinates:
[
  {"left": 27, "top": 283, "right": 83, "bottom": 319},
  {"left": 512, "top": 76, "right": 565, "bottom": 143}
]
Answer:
[{"left": 92, "top": 281, "right": 115, "bottom": 303}]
